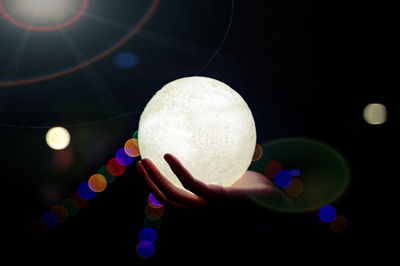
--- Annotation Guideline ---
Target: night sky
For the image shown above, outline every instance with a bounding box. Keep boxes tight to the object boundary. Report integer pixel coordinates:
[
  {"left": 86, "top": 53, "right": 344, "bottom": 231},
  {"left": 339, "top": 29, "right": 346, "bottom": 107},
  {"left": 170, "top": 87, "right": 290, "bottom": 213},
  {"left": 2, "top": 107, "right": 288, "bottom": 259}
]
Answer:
[{"left": 1, "top": 0, "right": 391, "bottom": 263}]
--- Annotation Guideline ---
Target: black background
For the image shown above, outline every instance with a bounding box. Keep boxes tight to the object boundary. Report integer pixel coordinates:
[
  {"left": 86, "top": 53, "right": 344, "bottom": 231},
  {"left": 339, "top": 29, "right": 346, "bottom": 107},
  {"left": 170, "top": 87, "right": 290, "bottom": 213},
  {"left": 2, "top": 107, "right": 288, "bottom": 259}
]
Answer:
[{"left": 1, "top": 0, "right": 392, "bottom": 263}]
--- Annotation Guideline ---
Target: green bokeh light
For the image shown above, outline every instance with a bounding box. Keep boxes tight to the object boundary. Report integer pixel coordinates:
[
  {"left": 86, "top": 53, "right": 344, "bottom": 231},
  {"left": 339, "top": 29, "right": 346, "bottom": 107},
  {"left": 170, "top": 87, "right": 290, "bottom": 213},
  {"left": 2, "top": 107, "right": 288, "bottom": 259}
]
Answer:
[{"left": 249, "top": 138, "right": 350, "bottom": 213}]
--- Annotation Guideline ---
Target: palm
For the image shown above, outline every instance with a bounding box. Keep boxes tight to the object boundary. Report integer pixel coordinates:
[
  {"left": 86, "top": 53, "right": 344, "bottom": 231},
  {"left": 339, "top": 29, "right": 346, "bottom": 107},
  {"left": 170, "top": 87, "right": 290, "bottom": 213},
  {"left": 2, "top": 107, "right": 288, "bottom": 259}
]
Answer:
[{"left": 137, "top": 153, "right": 290, "bottom": 208}]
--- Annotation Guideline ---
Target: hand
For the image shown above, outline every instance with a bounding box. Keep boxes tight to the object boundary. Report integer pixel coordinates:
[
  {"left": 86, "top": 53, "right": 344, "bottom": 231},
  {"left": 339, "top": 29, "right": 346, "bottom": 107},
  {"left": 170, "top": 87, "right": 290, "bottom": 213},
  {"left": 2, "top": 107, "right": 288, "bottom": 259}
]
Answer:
[{"left": 137, "top": 153, "right": 292, "bottom": 209}]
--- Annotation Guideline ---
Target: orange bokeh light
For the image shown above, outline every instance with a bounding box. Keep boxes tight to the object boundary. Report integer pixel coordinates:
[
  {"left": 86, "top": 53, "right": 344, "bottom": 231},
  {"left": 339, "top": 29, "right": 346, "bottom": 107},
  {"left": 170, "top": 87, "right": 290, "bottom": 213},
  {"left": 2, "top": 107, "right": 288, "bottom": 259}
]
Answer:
[
  {"left": 124, "top": 138, "right": 140, "bottom": 157},
  {"left": 88, "top": 174, "right": 107, "bottom": 192}
]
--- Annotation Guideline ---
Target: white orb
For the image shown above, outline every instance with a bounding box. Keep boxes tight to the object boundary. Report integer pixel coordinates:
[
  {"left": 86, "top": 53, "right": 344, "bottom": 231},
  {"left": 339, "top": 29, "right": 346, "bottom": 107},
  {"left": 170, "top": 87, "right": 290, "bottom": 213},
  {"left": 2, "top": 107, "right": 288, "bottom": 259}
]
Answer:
[
  {"left": 363, "top": 103, "right": 387, "bottom": 125},
  {"left": 138, "top": 76, "right": 257, "bottom": 190},
  {"left": 46, "top": 127, "right": 70, "bottom": 150}
]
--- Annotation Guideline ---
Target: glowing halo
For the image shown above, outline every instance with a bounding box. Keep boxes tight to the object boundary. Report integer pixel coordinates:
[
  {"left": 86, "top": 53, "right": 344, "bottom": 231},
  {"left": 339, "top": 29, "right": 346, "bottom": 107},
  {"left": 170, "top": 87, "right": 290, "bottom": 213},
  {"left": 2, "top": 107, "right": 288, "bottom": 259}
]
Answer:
[
  {"left": 0, "top": 0, "right": 90, "bottom": 31},
  {"left": 0, "top": 0, "right": 161, "bottom": 87}
]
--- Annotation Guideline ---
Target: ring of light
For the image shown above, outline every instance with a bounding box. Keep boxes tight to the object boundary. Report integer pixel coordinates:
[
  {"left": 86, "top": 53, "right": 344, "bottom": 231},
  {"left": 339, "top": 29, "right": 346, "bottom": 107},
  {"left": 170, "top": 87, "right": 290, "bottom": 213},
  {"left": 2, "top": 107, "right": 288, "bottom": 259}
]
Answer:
[
  {"left": 0, "top": 0, "right": 161, "bottom": 87},
  {"left": 0, "top": 0, "right": 90, "bottom": 31}
]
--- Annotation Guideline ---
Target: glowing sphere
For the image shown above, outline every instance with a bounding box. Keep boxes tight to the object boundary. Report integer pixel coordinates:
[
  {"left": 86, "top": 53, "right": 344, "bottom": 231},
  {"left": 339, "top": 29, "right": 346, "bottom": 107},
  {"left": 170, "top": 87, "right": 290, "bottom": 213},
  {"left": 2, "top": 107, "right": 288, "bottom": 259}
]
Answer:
[
  {"left": 363, "top": 103, "right": 387, "bottom": 125},
  {"left": 138, "top": 76, "right": 257, "bottom": 190},
  {"left": 46, "top": 127, "right": 70, "bottom": 150}
]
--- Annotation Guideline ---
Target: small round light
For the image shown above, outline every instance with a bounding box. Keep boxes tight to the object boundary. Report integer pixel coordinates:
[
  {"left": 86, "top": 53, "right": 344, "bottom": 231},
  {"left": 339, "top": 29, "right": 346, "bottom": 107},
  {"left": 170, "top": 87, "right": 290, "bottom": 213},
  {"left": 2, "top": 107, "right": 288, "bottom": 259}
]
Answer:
[
  {"left": 50, "top": 205, "right": 68, "bottom": 223},
  {"left": 62, "top": 198, "right": 79, "bottom": 216},
  {"left": 114, "top": 52, "right": 139, "bottom": 69},
  {"left": 88, "top": 174, "right": 107, "bottom": 192},
  {"left": 137, "top": 240, "right": 155, "bottom": 258},
  {"left": 264, "top": 161, "right": 282, "bottom": 179},
  {"left": 124, "top": 139, "right": 140, "bottom": 157},
  {"left": 41, "top": 212, "right": 59, "bottom": 230},
  {"left": 330, "top": 215, "right": 348, "bottom": 233},
  {"left": 252, "top": 144, "right": 263, "bottom": 162},
  {"left": 45, "top": 127, "right": 70, "bottom": 150},
  {"left": 319, "top": 205, "right": 337, "bottom": 223},
  {"left": 274, "top": 170, "right": 292, "bottom": 188},
  {"left": 78, "top": 182, "right": 96, "bottom": 200},
  {"left": 139, "top": 228, "right": 157, "bottom": 243},
  {"left": 289, "top": 169, "right": 301, "bottom": 177},
  {"left": 115, "top": 147, "right": 135, "bottom": 166},
  {"left": 363, "top": 103, "right": 387, "bottom": 125},
  {"left": 107, "top": 158, "right": 126, "bottom": 176},
  {"left": 148, "top": 193, "right": 163, "bottom": 208},
  {"left": 285, "top": 178, "right": 303, "bottom": 197}
]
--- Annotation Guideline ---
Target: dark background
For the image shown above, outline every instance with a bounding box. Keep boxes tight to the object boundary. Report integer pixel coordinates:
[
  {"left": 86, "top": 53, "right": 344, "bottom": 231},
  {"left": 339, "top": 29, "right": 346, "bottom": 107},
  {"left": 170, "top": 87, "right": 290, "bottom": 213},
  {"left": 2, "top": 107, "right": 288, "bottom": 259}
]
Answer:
[{"left": 0, "top": 0, "right": 392, "bottom": 263}]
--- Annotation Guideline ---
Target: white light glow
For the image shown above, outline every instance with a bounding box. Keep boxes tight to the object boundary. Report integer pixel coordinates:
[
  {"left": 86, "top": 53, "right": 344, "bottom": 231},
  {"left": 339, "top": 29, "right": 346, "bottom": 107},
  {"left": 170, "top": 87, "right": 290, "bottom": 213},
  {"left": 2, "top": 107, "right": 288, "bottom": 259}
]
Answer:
[
  {"left": 46, "top": 127, "right": 70, "bottom": 150},
  {"left": 363, "top": 103, "right": 387, "bottom": 125},
  {"left": 138, "top": 76, "right": 257, "bottom": 190},
  {"left": 16, "top": 0, "right": 71, "bottom": 18}
]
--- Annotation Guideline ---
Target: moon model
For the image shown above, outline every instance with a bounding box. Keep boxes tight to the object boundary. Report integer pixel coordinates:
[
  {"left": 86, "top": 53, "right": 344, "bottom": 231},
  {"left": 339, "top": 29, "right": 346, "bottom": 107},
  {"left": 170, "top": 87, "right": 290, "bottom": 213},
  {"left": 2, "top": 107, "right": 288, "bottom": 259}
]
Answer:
[{"left": 138, "top": 76, "right": 257, "bottom": 190}]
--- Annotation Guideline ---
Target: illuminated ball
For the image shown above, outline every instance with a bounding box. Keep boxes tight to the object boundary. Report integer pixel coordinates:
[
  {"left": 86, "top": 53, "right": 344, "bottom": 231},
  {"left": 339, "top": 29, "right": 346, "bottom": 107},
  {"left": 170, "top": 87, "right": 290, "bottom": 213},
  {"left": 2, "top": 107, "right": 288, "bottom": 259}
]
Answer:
[
  {"left": 45, "top": 127, "right": 70, "bottom": 150},
  {"left": 138, "top": 76, "right": 257, "bottom": 190}
]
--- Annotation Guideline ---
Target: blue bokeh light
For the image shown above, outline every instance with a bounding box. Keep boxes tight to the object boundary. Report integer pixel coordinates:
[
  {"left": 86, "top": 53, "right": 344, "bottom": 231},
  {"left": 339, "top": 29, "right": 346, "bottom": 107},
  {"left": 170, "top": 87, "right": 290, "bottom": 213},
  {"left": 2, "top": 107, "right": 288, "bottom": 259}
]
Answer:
[
  {"left": 149, "top": 192, "right": 163, "bottom": 207},
  {"left": 319, "top": 205, "right": 337, "bottom": 223},
  {"left": 41, "top": 212, "right": 59, "bottom": 230},
  {"left": 139, "top": 227, "right": 157, "bottom": 243},
  {"left": 289, "top": 169, "right": 301, "bottom": 177},
  {"left": 114, "top": 52, "right": 139, "bottom": 69},
  {"left": 115, "top": 147, "right": 134, "bottom": 166},
  {"left": 274, "top": 170, "right": 293, "bottom": 188},
  {"left": 137, "top": 240, "right": 155, "bottom": 258},
  {"left": 78, "top": 182, "right": 96, "bottom": 200}
]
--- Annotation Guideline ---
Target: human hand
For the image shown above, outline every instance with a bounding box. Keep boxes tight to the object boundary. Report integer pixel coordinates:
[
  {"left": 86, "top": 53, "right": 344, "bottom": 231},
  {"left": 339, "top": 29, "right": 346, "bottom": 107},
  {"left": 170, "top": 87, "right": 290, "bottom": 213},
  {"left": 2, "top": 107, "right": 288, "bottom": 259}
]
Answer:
[{"left": 137, "top": 153, "right": 293, "bottom": 209}]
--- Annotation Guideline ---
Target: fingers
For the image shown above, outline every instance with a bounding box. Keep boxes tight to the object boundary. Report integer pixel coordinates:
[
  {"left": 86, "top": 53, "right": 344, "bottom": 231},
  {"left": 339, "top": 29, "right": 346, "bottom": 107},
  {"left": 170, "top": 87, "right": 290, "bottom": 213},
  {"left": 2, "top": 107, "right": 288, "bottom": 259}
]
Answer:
[
  {"left": 141, "top": 158, "right": 207, "bottom": 207},
  {"left": 136, "top": 161, "right": 187, "bottom": 209},
  {"left": 164, "top": 153, "right": 227, "bottom": 199}
]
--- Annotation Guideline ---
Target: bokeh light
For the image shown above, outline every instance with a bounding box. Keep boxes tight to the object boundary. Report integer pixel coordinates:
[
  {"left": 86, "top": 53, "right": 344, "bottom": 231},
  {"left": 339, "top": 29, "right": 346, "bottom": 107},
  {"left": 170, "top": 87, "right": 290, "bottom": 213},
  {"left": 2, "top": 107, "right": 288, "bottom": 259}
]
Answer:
[
  {"left": 137, "top": 240, "right": 155, "bottom": 259},
  {"left": 124, "top": 138, "right": 140, "bottom": 157},
  {"left": 252, "top": 144, "right": 263, "bottom": 162},
  {"left": 264, "top": 161, "right": 282, "bottom": 179},
  {"left": 50, "top": 205, "right": 68, "bottom": 223},
  {"left": 143, "top": 217, "right": 162, "bottom": 230},
  {"left": 45, "top": 127, "right": 70, "bottom": 150},
  {"left": 319, "top": 205, "right": 337, "bottom": 223},
  {"left": 115, "top": 147, "right": 135, "bottom": 166},
  {"left": 363, "top": 103, "right": 387, "bottom": 125},
  {"left": 107, "top": 158, "right": 126, "bottom": 176},
  {"left": 88, "top": 174, "right": 107, "bottom": 193},
  {"left": 114, "top": 52, "right": 139, "bottom": 69},
  {"left": 78, "top": 182, "right": 96, "bottom": 200},
  {"left": 132, "top": 130, "right": 138, "bottom": 139},
  {"left": 145, "top": 204, "right": 165, "bottom": 220},
  {"left": 148, "top": 193, "right": 163, "bottom": 208},
  {"left": 330, "top": 215, "right": 348, "bottom": 233},
  {"left": 41, "top": 212, "right": 59, "bottom": 230},
  {"left": 289, "top": 169, "right": 301, "bottom": 177},
  {"left": 70, "top": 191, "right": 88, "bottom": 209},
  {"left": 62, "top": 198, "right": 79, "bottom": 216},
  {"left": 274, "top": 170, "right": 292, "bottom": 188},
  {"left": 285, "top": 178, "right": 303, "bottom": 197},
  {"left": 249, "top": 138, "right": 350, "bottom": 212},
  {"left": 139, "top": 228, "right": 157, "bottom": 243},
  {"left": 98, "top": 165, "right": 116, "bottom": 184}
]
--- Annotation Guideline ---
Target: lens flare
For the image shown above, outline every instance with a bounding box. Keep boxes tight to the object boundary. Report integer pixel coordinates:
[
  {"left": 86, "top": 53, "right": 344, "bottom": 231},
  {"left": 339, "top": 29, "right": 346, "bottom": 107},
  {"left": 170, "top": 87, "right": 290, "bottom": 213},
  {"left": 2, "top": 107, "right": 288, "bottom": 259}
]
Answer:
[
  {"left": 249, "top": 138, "right": 350, "bottom": 213},
  {"left": 0, "top": 0, "right": 90, "bottom": 31}
]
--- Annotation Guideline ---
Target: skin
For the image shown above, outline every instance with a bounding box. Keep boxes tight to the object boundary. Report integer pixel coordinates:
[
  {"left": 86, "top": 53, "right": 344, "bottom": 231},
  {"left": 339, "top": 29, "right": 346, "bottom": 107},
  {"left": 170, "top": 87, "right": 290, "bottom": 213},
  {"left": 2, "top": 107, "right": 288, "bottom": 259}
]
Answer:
[{"left": 137, "top": 153, "right": 293, "bottom": 209}]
